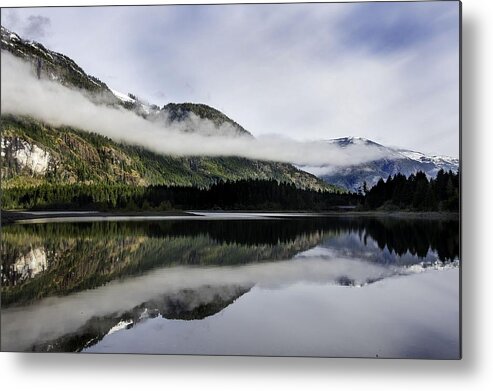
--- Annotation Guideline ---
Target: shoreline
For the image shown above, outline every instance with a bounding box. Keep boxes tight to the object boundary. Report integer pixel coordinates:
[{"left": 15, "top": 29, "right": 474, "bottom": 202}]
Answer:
[
  {"left": 0, "top": 210, "right": 195, "bottom": 224},
  {"left": 1, "top": 209, "right": 460, "bottom": 224}
]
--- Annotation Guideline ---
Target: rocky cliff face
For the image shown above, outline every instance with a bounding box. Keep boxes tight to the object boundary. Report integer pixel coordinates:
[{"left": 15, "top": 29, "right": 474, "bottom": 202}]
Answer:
[{"left": 1, "top": 137, "right": 51, "bottom": 176}]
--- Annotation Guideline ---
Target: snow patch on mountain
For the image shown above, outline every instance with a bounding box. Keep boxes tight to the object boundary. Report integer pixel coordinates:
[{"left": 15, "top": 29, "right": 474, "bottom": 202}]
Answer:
[
  {"left": 107, "top": 320, "right": 133, "bottom": 335},
  {"left": 109, "top": 88, "right": 135, "bottom": 103}
]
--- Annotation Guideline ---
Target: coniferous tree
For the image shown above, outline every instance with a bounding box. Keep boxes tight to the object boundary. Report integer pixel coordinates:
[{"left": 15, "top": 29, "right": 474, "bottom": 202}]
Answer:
[{"left": 362, "top": 170, "right": 459, "bottom": 212}]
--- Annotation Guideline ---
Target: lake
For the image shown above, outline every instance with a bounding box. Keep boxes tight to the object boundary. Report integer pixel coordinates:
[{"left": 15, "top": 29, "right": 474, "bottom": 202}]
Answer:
[{"left": 0, "top": 213, "right": 460, "bottom": 358}]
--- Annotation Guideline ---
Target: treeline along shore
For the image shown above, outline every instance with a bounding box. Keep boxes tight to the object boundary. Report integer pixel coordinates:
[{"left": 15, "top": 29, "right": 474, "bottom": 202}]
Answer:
[{"left": 1, "top": 170, "right": 459, "bottom": 217}]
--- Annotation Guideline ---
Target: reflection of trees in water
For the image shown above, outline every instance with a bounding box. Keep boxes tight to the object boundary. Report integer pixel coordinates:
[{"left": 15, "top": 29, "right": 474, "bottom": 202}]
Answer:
[
  {"left": 359, "top": 219, "right": 459, "bottom": 262},
  {"left": 1, "top": 217, "right": 459, "bottom": 307},
  {"left": 1, "top": 222, "right": 322, "bottom": 307},
  {"left": 28, "top": 284, "right": 251, "bottom": 353},
  {"left": 309, "top": 218, "right": 459, "bottom": 263}
]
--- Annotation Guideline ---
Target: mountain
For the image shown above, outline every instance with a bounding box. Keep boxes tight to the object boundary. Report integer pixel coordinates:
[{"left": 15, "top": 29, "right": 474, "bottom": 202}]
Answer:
[
  {"left": 27, "top": 285, "right": 252, "bottom": 352},
  {"left": 109, "top": 89, "right": 252, "bottom": 137},
  {"left": 0, "top": 26, "right": 335, "bottom": 192},
  {"left": 1, "top": 26, "right": 112, "bottom": 95},
  {"left": 1, "top": 114, "right": 333, "bottom": 190},
  {"left": 159, "top": 102, "right": 252, "bottom": 137},
  {"left": 299, "top": 137, "right": 459, "bottom": 192}
]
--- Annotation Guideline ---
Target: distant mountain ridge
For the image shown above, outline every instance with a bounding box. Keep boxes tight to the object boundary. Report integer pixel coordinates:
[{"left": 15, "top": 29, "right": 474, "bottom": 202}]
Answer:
[{"left": 300, "top": 137, "right": 459, "bottom": 192}]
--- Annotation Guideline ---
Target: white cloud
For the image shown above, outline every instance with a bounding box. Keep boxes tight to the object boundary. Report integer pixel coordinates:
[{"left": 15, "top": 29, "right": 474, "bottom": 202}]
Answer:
[
  {"left": 1, "top": 2, "right": 459, "bottom": 157},
  {"left": 1, "top": 52, "right": 389, "bottom": 167}
]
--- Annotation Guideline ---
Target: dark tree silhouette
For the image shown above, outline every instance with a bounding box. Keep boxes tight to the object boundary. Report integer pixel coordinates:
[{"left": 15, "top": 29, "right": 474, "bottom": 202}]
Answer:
[{"left": 363, "top": 170, "right": 459, "bottom": 211}]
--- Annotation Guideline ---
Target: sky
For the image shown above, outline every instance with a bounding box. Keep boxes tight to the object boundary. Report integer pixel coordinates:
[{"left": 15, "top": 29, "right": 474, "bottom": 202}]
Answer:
[{"left": 1, "top": 1, "right": 460, "bottom": 157}]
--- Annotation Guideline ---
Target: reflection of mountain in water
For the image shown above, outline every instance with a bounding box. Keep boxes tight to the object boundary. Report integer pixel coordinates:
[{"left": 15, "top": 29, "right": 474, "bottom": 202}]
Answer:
[
  {"left": 160, "top": 285, "right": 251, "bottom": 320},
  {"left": 1, "top": 221, "right": 323, "bottom": 307},
  {"left": 1, "top": 217, "right": 459, "bottom": 308},
  {"left": 313, "top": 231, "right": 451, "bottom": 267},
  {"left": 29, "top": 284, "right": 251, "bottom": 352}
]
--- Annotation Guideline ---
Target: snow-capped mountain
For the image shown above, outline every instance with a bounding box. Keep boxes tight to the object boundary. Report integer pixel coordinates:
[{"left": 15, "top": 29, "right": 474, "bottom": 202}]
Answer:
[{"left": 300, "top": 137, "right": 459, "bottom": 192}]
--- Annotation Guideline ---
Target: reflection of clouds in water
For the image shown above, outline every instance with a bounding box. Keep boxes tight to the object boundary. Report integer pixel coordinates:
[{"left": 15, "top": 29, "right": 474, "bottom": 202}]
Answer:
[
  {"left": 1, "top": 256, "right": 437, "bottom": 351},
  {"left": 85, "top": 269, "right": 459, "bottom": 358},
  {"left": 1, "top": 217, "right": 460, "bottom": 356}
]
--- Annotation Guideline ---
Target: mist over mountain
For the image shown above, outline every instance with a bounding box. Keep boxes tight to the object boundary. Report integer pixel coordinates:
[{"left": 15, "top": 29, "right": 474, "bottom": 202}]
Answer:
[
  {"left": 1, "top": 25, "right": 457, "bottom": 193},
  {"left": 299, "top": 137, "right": 459, "bottom": 192},
  {"left": 0, "top": 25, "right": 334, "bottom": 191},
  {"left": 0, "top": 26, "right": 252, "bottom": 138}
]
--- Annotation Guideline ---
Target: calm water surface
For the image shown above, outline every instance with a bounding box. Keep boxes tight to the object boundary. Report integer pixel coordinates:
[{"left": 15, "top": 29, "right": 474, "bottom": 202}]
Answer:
[{"left": 0, "top": 214, "right": 460, "bottom": 358}]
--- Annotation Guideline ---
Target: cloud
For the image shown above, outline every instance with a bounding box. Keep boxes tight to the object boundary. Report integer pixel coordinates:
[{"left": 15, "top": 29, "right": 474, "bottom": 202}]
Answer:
[
  {"left": 2, "top": 9, "right": 20, "bottom": 30},
  {"left": 99, "top": 2, "right": 457, "bottom": 157},
  {"left": 0, "top": 256, "right": 403, "bottom": 351},
  {"left": 2, "top": 4, "right": 459, "bottom": 158},
  {"left": 1, "top": 52, "right": 390, "bottom": 167},
  {"left": 1, "top": 11, "right": 51, "bottom": 39},
  {"left": 23, "top": 15, "right": 51, "bottom": 38},
  {"left": 335, "top": 1, "right": 458, "bottom": 55}
]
